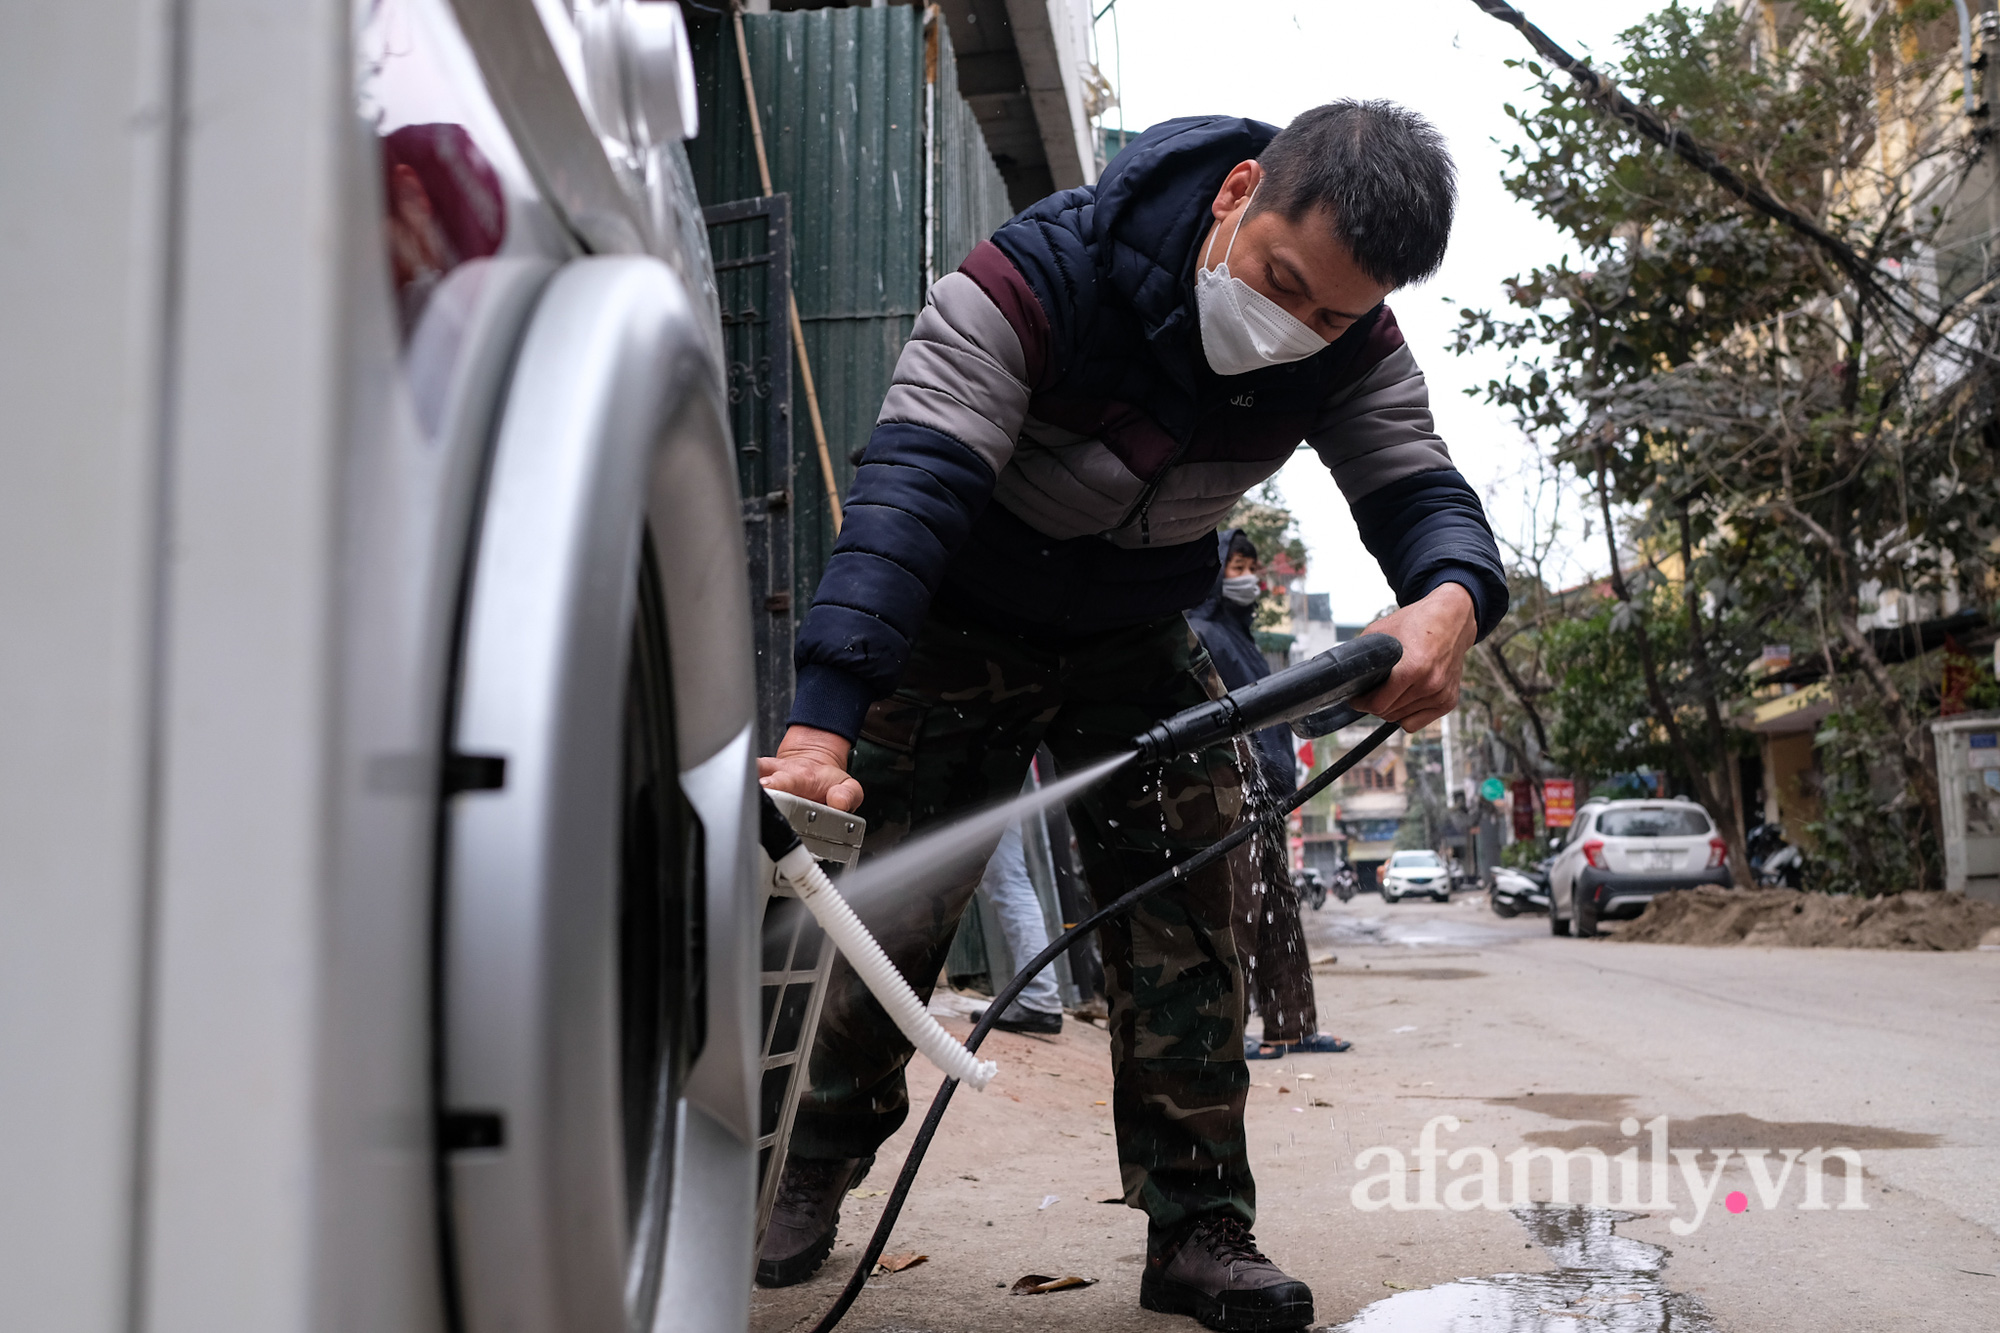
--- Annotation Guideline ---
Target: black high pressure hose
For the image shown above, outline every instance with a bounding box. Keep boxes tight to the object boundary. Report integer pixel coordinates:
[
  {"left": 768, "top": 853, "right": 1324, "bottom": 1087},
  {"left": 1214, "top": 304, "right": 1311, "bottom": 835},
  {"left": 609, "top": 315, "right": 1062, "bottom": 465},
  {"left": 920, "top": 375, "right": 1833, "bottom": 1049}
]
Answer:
[{"left": 804, "top": 712, "right": 1404, "bottom": 1333}]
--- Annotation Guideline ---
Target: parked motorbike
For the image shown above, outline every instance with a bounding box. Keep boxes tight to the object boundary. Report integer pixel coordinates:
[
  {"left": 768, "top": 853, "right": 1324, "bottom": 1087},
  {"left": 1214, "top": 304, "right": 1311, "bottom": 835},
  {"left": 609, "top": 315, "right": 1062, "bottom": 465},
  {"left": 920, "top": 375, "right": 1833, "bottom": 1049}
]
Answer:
[
  {"left": 1746, "top": 820, "right": 1806, "bottom": 888},
  {"left": 1292, "top": 867, "right": 1328, "bottom": 910},
  {"left": 1488, "top": 863, "right": 1551, "bottom": 917}
]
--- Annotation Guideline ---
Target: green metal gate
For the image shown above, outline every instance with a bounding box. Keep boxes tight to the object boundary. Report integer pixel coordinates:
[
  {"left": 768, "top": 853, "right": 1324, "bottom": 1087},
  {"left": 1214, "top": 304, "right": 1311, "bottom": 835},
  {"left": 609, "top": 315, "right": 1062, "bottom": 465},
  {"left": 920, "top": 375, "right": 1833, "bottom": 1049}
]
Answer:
[{"left": 686, "top": 4, "right": 1013, "bottom": 623}]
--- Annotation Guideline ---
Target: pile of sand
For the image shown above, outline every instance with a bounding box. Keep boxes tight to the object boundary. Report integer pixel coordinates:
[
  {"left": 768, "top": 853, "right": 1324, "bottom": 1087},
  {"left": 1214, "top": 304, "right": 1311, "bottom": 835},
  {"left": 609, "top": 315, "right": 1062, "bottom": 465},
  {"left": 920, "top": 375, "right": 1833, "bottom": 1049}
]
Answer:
[{"left": 1617, "top": 885, "right": 2000, "bottom": 950}]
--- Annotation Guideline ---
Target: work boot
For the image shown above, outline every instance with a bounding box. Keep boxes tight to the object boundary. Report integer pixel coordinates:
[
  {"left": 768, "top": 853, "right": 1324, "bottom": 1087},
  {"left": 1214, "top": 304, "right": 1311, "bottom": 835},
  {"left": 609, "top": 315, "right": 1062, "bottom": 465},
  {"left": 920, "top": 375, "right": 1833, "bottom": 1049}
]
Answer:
[
  {"left": 754, "top": 1154, "right": 873, "bottom": 1288},
  {"left": 1140, "top": 1215, "right": 1315, "bottom": 1331}
]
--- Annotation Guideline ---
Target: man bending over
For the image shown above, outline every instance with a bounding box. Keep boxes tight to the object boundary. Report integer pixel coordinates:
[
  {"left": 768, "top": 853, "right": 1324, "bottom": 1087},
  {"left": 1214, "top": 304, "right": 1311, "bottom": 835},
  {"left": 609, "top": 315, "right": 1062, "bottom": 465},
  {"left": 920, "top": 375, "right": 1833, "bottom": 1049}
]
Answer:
[{"left": 758, "top": 102, "right": 1506, "bottom": 1332}]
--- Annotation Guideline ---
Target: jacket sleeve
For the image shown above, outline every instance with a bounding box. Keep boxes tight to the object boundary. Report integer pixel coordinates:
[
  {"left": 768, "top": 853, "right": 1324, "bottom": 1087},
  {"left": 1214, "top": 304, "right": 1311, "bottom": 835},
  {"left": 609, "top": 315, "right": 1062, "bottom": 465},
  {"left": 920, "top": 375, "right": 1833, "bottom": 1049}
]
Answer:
[
  {"left": 787, "top": 264, "right": 1039, "bottom": 740},
  {"left": 1305, "top": 342, "right": 1509, "bottom": 638}
]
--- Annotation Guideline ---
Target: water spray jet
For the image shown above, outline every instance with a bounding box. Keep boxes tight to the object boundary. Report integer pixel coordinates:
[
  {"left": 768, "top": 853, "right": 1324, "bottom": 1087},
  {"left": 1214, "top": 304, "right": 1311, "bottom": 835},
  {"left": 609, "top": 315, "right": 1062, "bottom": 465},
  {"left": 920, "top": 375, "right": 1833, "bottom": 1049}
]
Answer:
[{"left": 825, "top": 753, "right": 1133, "bottom": 918}]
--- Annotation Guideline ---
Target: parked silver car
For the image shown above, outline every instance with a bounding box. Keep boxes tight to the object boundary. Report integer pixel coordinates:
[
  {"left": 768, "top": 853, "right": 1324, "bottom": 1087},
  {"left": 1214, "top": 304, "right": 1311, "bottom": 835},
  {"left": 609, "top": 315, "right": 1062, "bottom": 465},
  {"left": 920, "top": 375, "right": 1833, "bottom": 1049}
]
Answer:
[{"left": 1549, "top": 799, "right": 1732, "bottom": 936}]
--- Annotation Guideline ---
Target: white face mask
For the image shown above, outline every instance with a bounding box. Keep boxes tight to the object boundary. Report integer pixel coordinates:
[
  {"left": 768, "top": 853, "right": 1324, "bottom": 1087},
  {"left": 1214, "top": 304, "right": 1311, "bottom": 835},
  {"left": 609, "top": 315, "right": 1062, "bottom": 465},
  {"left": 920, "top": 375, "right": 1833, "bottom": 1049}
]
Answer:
[
  {"left": 1195, "top": 186, "right": 1330, "bottom": 376},
  {"left": 1221, "top": 573, "right": 1262, "bottom": 606}
]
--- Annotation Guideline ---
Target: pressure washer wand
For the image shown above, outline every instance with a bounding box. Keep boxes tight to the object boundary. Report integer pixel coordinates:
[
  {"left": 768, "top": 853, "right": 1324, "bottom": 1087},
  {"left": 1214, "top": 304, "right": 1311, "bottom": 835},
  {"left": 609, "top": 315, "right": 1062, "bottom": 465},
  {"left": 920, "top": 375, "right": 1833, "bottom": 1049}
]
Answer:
[
  {"left": 760, "top": 635, "right": 1400, "bottom": 1100},
  {"left": 1131, "top": 633, "right": 1402, "bottom": 763}
]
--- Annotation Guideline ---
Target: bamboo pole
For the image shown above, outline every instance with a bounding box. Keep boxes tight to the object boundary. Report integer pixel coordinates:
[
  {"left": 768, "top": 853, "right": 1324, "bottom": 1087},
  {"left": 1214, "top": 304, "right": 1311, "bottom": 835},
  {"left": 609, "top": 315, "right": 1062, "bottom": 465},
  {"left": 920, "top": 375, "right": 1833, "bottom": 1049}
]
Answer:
[{"left": 733, "top": 4, "right": 843, "bottom": 534}]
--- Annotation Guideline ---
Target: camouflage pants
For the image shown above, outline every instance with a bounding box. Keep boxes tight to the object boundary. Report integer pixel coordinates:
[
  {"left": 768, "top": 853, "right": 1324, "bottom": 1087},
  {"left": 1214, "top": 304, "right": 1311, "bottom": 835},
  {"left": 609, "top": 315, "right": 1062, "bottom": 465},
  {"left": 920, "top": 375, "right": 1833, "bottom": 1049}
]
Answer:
[{"left": 788, "top": 606, "right": 1258, "bottom": 1232}]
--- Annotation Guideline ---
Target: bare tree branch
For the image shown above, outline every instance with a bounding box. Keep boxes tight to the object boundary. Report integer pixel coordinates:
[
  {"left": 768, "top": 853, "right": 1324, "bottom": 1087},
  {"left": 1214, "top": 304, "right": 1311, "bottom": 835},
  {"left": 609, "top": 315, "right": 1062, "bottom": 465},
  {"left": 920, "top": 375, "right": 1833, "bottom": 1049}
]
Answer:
[{"left": 1464, "top": 0, "right": 1901, "bottom": 308}]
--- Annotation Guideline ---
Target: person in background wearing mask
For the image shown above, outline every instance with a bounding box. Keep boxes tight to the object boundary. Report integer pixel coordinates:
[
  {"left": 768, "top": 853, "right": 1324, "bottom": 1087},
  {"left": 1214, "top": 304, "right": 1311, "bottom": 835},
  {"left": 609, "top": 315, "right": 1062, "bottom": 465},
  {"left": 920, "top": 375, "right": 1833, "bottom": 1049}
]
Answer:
[
  {"left": 1186, "top": 529, "right": 1352, "bottom": 1062},
  {"left": 758, "top": 102, "right": 1505, "bottom": 1330}
]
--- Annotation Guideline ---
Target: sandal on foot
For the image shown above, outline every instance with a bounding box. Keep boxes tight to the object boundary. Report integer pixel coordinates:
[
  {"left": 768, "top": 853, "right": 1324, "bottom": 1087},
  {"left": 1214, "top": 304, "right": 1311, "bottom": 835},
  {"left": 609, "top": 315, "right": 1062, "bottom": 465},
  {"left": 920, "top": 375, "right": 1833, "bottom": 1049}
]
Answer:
[{"left": 1289, "top": 1033, "right": 1352, "bottom": 1053}]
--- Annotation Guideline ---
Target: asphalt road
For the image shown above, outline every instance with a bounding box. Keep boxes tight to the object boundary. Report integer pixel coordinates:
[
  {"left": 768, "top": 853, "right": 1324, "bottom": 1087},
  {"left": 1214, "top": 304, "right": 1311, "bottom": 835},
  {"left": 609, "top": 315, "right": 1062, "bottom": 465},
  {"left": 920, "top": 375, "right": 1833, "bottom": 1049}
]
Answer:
[{"left": 750, "top": 891, "right": 2000, "bottom": 1333}]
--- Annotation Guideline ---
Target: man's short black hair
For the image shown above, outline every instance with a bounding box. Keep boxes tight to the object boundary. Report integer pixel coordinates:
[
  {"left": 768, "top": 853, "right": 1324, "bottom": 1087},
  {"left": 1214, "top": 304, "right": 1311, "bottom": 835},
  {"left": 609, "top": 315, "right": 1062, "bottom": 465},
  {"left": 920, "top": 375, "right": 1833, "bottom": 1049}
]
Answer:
[
  {"left": 1253, "top": 100, "right": 1456, "bottom": 289},
  {"left": 1228, "top": 530, "right": 1260, "bottom": 563}
]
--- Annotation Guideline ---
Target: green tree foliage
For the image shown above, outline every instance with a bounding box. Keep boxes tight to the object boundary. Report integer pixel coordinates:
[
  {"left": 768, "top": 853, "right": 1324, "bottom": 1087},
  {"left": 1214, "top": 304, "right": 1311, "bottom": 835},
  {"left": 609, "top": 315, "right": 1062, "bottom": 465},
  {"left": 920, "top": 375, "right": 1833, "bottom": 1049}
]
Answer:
[
  {"left": 1467, "top": 568, "right": 1743, "bottom": 798},
  {"left": 1541, "top": 596, "right": 1675, "bottom": 784},
  {"left": 1457, "top": 0, "right": 1997, "bottom": 891}
]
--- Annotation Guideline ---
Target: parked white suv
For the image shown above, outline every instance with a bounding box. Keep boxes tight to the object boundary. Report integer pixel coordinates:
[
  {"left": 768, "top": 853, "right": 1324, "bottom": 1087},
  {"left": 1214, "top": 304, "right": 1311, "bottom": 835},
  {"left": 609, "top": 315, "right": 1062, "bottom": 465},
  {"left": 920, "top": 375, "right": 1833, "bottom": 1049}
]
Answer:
[
  {"left": 1550, "top": 799, "right": 1731, "bottom": 937},
  {"left": 1381, "top": 849, "right": 1452, "bottom": 903}
]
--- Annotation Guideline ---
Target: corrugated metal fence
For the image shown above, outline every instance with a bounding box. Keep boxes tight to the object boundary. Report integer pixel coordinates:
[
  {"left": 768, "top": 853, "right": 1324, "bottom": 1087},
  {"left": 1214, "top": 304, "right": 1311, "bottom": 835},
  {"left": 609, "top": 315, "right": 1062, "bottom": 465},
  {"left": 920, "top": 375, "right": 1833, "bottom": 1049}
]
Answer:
[
  {"left": 687, "top": 5, "right": 1013, "bottom": 615},
  {"left": 930, "top": 13, "right": 1014, "bottom": 289}
]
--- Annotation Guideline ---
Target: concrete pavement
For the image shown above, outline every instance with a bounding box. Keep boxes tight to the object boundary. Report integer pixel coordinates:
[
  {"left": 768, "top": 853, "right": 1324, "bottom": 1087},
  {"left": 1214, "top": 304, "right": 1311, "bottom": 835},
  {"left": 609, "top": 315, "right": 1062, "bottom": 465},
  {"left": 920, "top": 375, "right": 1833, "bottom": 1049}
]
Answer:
[{"left": 750, "top": 892, "right": 2000, "bottom": 1332}]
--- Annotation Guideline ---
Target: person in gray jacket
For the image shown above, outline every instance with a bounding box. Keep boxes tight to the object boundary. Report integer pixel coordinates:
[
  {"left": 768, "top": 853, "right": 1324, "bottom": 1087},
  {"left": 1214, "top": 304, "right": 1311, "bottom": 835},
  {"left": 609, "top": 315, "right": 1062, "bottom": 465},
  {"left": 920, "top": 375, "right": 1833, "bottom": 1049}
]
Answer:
[{"left": 758, "top": 102, "right": 1506, "bottom": 1330}]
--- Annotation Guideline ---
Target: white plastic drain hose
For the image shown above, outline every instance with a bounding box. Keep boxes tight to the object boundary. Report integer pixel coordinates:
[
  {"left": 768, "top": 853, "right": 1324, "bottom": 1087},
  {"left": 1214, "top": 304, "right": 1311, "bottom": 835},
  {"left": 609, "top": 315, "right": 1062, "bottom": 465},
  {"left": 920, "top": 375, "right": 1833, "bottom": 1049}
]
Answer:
[{"left": 773, "top": 843, "right": 998, "bottom": 1091}]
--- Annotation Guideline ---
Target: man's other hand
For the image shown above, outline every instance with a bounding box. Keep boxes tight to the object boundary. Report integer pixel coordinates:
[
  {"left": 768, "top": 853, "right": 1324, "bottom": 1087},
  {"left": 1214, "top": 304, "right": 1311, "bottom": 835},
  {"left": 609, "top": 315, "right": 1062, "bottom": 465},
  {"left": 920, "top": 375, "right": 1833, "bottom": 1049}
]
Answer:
[
  {"left": 758, "top": 724, "right": 865, "bottom": 812},
  {"left": 1354, "top": 582, "right": 1478, "bottom": 732}
]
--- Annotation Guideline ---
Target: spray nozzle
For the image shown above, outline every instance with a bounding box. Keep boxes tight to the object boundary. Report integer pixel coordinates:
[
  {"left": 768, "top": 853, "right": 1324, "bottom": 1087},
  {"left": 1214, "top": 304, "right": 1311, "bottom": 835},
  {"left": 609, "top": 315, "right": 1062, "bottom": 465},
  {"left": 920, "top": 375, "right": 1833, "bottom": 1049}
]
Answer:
[
  {"left": 759, "top": 787, "right": 806, "bottom": 860},
  {"left": 1130, "top": 633, "right": 1401, "bottom": 764}
]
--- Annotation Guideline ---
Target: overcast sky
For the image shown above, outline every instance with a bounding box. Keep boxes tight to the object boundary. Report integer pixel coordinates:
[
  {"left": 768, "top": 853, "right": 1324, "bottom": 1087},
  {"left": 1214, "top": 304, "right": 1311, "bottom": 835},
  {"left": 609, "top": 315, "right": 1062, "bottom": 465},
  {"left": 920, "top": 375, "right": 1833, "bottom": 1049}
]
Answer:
[{"left": 1101, "top": 0, "right": 1663, "bottom": 621}]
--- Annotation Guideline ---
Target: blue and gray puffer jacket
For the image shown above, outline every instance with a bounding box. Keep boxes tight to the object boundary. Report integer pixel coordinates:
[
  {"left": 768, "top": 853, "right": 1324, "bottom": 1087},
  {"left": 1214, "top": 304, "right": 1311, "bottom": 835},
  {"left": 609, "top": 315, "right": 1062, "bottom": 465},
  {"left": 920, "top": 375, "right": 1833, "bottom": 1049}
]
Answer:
[{"left": 790, "top": 115, "right": 1509, "bottom": 741}]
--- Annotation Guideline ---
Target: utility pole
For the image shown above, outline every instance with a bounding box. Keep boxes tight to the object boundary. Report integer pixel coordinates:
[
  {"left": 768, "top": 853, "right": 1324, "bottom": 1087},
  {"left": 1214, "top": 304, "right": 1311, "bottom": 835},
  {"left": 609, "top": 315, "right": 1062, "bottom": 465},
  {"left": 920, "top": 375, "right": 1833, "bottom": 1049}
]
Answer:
[{"left": 1440, "top": 708, "right": 1458, "bottom": 808}]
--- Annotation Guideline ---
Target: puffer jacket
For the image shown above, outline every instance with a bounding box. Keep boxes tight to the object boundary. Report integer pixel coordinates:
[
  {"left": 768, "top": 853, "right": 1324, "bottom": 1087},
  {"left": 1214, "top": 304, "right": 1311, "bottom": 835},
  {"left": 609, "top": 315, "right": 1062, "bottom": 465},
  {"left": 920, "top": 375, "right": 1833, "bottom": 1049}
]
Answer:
[
  {"left": 791, "top": 115, "right": 1508, "bottom": 740},
  {"left": 1185, "top": 530, "right": 1298, "bottom": 799}
]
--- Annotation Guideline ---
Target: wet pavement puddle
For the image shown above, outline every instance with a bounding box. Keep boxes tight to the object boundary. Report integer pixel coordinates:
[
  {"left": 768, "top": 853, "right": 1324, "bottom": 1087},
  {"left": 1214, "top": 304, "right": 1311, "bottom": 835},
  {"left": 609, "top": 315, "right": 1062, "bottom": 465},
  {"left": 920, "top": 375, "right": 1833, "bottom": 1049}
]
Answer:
[
  {"left": 1320, "top": 966, "right": 1487, "bottom": 981},
  {"left": 1315, "top": 912, "right": 1521, "bottom": 951},
  {"left": 1325, "top": 1205, "right": 1720, "bottom": 1331}
]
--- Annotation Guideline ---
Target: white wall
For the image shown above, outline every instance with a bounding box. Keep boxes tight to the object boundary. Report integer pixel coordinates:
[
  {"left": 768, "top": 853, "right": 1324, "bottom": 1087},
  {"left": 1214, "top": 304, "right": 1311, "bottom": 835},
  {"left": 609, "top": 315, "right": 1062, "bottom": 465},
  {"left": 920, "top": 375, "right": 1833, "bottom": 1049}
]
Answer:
[{"left": 0, "top": 2, "right": 178, "bottom": 1326}]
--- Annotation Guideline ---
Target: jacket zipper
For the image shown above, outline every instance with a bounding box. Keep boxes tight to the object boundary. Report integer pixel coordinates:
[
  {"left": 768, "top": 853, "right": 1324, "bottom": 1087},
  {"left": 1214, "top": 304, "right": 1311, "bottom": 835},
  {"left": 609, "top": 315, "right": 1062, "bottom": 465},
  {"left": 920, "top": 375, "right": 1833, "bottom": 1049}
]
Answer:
[
  {"left": 1116, "top": 409, "right": 1214, "bottom": 544},
  {"left": 1123, "top": 465, "right": 1176, "bottom": 546}
]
